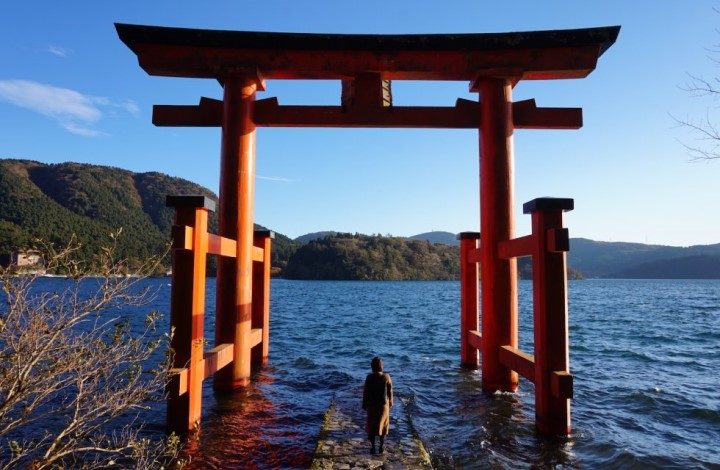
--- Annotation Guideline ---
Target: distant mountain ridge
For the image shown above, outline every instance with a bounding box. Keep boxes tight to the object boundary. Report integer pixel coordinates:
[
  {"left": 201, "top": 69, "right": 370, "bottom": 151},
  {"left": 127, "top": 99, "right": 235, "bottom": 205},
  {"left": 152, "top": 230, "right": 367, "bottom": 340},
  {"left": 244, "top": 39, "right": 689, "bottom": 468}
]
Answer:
[
  {"left": 295, "top": 230, "right": 720, "bottom": 278},
  {"left": 568, "top": 238, "right": 720, "bottom": 278},
  {"left": 612, "top": 254, "right": 720, "bottom": 279},
  {"left": 295, "top": 231, "right": 338, "bottom": 244},
  {"left": 407, "top": 231, "right": 459, "bottom": 246},
  {"left": 296, "top": 230, "right": 460, "bottom": 246},
  {"left": 3, "top": 158, "right": 718, "bottom": 279}
]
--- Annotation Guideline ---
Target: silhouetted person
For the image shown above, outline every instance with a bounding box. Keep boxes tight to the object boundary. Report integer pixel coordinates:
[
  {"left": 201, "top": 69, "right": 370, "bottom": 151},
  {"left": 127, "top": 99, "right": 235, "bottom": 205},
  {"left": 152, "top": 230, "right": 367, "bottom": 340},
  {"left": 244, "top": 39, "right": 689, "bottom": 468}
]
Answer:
[{"left": 362, "top": 356, "right": 393, "bottom": 454}]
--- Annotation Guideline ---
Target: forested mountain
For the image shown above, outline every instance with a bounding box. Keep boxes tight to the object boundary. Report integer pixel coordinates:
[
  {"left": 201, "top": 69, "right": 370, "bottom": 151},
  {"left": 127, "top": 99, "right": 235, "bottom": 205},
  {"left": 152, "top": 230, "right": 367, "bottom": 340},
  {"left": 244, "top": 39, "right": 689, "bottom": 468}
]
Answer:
[
  {"left": 0, "top": 159, "right": 297, "bottom": 273},
  {"left": 284, "top": 233, "right": 460, "bottom": 280},
  {"left": 3, "top": 159, "right": 717, "bottom": 279}
]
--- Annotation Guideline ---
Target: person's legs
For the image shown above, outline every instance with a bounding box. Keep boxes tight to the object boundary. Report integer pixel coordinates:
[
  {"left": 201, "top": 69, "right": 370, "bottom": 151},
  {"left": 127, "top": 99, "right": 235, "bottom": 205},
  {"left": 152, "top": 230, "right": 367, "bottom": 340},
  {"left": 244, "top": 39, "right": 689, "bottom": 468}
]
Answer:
[
  {"left": 379, "top": 435, "right": 385, "bottom": 453},
  {"left": 369, "top": 434, "right": 376, "bottom": 454}
]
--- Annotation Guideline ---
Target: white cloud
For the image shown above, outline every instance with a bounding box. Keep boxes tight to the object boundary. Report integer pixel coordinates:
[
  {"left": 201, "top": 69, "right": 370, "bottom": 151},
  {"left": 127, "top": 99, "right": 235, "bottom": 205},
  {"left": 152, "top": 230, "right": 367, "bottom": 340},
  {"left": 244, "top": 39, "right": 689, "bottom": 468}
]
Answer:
[
  {"left": 116, "top": 99, "right": 140, "bottom": 117},
  {"left": 0, "top": 80, "right": 100, "bottom": 121},
  {"left": 0, "top": 79, "right": 138, "bottom": 137},
  {"left": 257, "top": 175, "right": 293, "bottom": 183},
  {"left": 47, "top": 46, "right": 72, "bottom": 58},
  {"left": 60, "top": 122, "right": 107, "bottom": 137}
]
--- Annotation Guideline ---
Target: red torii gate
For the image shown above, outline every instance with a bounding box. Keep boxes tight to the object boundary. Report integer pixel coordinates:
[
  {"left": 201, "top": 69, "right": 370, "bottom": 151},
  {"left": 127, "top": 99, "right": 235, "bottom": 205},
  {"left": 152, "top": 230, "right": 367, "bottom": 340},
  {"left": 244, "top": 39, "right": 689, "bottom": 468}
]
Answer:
[{"left": 116, "top": 23, "right": 619, "bottom": 435}]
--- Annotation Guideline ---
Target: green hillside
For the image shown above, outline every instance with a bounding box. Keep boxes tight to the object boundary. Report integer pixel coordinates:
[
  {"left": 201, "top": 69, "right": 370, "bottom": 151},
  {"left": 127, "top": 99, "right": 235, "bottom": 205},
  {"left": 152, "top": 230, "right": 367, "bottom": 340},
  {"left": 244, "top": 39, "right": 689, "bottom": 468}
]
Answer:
[
  {"left": 0, "top": 159, "right": 297, "bottom": 273},
  {"left": 4, "top": 158, "right": 716, "bottom": 280},
  {"left": 284, "top": 233, "right": 460, "bottom": 280}
]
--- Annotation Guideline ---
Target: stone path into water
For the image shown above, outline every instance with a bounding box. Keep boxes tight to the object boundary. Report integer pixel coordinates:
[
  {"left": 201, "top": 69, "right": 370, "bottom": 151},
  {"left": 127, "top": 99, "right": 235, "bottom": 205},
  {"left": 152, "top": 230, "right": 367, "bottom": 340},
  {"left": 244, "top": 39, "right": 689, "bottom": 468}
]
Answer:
[{"left": 310, "top": 391, "right": 433, "bottom": 470}]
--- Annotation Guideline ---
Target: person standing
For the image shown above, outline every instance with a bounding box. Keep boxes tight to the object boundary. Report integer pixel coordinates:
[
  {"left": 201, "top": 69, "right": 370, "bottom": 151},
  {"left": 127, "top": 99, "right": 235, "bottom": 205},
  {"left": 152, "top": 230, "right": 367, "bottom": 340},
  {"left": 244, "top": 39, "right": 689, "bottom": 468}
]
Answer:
[{"left": 362, "top": 356, "right": 393, "bottom": 454}]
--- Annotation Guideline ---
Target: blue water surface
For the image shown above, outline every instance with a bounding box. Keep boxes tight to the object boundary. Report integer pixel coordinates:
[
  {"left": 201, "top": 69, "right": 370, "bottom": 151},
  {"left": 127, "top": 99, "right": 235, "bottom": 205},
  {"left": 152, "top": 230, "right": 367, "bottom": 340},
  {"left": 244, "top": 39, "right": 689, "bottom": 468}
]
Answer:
[{"left": 21, "top": 278, "right": 720, "bottom": 469}]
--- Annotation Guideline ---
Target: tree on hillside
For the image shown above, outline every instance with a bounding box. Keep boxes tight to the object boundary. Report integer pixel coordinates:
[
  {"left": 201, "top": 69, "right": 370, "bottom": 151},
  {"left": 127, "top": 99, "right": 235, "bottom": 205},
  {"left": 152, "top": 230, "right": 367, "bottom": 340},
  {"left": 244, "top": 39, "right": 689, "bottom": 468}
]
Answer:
[
  {"left": 283, "top": 233, "right": 460, "bottom": 280},
  {"left": 0, "top": 235, "right": 183, "bottom": 469}
]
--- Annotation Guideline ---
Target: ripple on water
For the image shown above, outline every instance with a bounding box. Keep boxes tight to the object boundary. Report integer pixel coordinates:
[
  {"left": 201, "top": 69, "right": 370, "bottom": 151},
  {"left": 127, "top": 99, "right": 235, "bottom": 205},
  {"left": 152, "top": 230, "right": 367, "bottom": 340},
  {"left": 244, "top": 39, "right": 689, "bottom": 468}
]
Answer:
[{"left": 67, "top": 278, "right": 719, "bottom": 469}]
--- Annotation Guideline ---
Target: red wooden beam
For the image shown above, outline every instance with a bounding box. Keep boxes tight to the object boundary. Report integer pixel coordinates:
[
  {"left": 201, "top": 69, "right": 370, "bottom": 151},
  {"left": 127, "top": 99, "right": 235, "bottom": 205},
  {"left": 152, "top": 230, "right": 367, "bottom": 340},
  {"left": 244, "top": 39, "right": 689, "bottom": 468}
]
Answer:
[
  {"left": 153, "top": 96, "right": 222, "bottom": 127},
  {"left": 251, "top": 246, "right": 264, "bottom": 262},
  {"left": 153, "top": 97, "right": 482, "bottom": 128},
  {"left": 512, "top": 99, "right": 582, "bottom": 129},
  {"left": 499, "top": 345, "right": 536, "bottom": 383},
  {"left": 254, "top": 98, "right": 480, "bottom": 128},
  {"left": 466, "top": 247, "right": 482, "bottom": 264},
  {"left": 117, "top": 23, "right": 619, "bottom": 81},
  {"left": 203, "top": 344, "right": 234, "bottom": 380},
  {"left": 172, "top": 225, "right": 239, "bottom": 258},
  {"left": 133, "top": 44, "right": 605, "bottom": 81},
  {"left": 467, "top": 330, "right": 483, "bottom": 351},
  {"left": 153, "top": 96, "right": 584, "bottom": 130},
  {"left": 498, "top": 234, "right": 534, "bottom": 259},
  {"left": 168, "top": 343, "right": 235, "bottom": 397},
  {"left": 168, "top": 368, "right": 188, "bottom": 397},
  {"left": 208, "top": 233, "right": 237, "bottom": 258},
  {"left": 249, "top": 328, "right": 263, "bottom": 348},
  {"left": 170, "top": 332, "right": 265, "bottom": 397}
]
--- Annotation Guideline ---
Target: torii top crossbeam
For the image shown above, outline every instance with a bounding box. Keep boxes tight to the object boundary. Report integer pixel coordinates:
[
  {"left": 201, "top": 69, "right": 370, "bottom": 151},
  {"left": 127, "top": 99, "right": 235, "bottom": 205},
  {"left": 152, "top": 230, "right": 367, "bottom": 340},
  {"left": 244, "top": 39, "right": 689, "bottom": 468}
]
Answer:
[
  {"left": 115, "top": 24, "right": 619, "bottom": 130},
  {"left": 116, "top": 23, "right": 618, "bottom": 82}
]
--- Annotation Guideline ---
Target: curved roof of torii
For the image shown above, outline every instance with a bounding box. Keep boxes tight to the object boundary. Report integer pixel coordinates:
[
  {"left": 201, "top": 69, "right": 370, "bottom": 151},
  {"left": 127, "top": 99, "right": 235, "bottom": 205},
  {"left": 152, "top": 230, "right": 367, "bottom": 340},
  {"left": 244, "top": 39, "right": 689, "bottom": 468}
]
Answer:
[{"left": 115, "top": 23, "right": 620, "bottom": 83}]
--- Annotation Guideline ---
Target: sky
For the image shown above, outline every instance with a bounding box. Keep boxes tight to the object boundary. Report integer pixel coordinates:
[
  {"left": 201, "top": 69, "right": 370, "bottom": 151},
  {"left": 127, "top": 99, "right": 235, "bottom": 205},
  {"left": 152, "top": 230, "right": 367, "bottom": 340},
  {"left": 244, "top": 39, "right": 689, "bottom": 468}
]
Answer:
[{"left": 1, "top": 1, "right": 719, "bottom": 247}]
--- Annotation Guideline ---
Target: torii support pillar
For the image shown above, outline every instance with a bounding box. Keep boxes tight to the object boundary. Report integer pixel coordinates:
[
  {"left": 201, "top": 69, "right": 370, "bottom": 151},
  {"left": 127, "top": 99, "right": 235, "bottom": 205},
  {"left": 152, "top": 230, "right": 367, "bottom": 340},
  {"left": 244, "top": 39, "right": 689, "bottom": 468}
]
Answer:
[
  {"left": 165, "top": 195, "right": 213, "bottom": 432},
  {"left": 215, "top": 75, "right": 264, "bottom": 390},
  {"left": 525, "top": 198, "right": 573, "bottom": 434},
  {"left": 252, "top": 230, "right": 274, "bottom": 364},
  {"left": 477, "top": 78, "right": 519, "bottom": 392},
  {"left": 459, "top": 232, "right": 481, "bottom": 368}
]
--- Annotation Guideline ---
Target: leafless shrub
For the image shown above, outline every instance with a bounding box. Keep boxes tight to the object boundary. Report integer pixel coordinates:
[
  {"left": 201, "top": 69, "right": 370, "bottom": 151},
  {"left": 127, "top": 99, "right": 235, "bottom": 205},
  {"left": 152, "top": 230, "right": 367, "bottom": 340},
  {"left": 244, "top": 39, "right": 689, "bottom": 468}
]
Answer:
[
  {"left": 674, "top": 14, "right": 720, "bottom": 161},
  {"left": 0, "top": 232, "right": 186, "bottom": 469}
]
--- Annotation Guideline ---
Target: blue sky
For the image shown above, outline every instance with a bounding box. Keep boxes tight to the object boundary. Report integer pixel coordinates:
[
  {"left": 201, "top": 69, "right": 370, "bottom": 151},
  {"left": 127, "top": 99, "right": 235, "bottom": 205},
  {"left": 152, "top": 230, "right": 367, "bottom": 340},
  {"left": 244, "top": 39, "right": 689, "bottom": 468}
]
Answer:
[{"left": 1, "top": 1, "right": 718, "bottom": 246}]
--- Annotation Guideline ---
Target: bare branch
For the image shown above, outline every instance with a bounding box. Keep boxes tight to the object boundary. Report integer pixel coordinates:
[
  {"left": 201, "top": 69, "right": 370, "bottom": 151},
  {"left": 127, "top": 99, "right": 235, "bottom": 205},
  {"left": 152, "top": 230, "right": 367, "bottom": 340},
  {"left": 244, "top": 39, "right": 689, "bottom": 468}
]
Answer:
[
  {"left": 676, "top": 11, "right": 720, "bottom": 161},
  {"left": 0, "top": 238, "right": 179, "bottom": 469}
]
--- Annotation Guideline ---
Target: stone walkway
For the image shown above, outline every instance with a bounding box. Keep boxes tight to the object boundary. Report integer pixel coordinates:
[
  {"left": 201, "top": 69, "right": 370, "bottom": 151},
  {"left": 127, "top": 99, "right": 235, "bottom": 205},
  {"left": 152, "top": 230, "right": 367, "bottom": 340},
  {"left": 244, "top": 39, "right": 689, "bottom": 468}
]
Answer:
[{"left": 310, "top": 391, "right": 432, "bottom": 470}]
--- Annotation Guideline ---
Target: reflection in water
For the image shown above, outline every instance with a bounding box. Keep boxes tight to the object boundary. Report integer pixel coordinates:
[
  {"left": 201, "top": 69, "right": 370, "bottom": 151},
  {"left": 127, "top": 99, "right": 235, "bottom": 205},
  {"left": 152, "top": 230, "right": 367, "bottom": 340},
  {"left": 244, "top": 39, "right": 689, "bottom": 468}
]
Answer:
[
  {"left": 183, "top": 369, "right": 313, "bottom": 469},
  {"left": 150, "top": 279, "right": 719, "bottom": 468}
]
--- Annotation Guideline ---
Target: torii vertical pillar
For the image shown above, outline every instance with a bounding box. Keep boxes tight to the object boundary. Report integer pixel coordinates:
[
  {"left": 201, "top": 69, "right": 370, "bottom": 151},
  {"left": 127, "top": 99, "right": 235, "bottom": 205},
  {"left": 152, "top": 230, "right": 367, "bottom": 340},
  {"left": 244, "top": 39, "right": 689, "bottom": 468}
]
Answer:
[
  {"left": 477, "top": 78, "right": 519, "bottom": 392},
  {"left": 526, "top": 198, "right": 573, "bottom": 434},
  {"left": 215, "top": 74, "right": 263, "bottom": 390},
  {"left": 166, "top": 196, "right": 212, "bottom": 432},
  {"left": 252, "top": 230, "right": 274, "bottom": 364},
  {"left": 459, "top": 232, "right": 481, "bottom": 368}
]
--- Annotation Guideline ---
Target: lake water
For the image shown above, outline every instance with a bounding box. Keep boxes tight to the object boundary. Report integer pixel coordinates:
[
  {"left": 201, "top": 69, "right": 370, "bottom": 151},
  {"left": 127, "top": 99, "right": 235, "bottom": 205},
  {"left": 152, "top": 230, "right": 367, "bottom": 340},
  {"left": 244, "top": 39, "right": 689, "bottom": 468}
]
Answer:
[{"left": 26, "top": 278, "right": 720, "bottom": 468}]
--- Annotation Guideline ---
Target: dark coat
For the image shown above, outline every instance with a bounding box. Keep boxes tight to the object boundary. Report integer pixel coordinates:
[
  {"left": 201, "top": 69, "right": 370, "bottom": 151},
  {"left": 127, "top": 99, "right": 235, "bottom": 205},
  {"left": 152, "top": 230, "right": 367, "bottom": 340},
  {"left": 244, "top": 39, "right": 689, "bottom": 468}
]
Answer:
[{"left": 362, "top": 371, "right": 393, "bottom": 436}]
